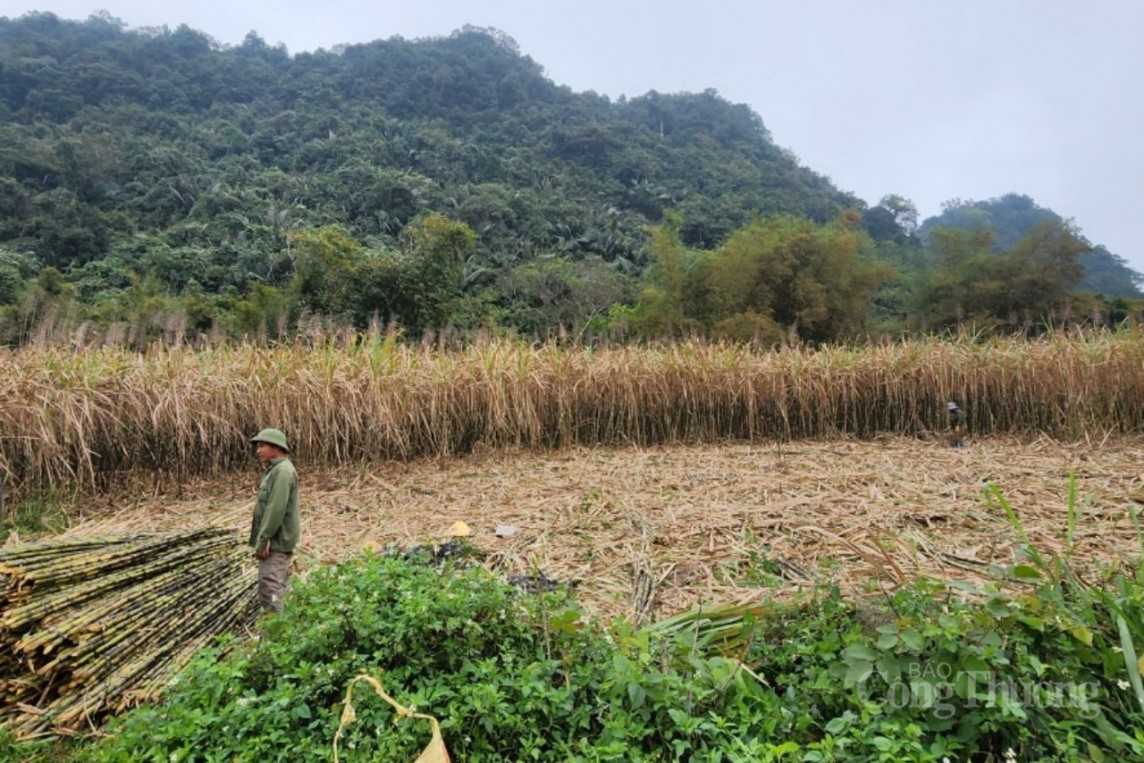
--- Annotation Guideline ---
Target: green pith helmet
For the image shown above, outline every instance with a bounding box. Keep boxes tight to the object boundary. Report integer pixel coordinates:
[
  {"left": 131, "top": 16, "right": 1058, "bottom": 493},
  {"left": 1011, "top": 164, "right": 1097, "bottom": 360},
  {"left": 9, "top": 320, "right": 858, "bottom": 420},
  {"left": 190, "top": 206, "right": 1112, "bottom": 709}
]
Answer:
[{"left": 250, "top": 428, "right": 290, "bottom": 453}]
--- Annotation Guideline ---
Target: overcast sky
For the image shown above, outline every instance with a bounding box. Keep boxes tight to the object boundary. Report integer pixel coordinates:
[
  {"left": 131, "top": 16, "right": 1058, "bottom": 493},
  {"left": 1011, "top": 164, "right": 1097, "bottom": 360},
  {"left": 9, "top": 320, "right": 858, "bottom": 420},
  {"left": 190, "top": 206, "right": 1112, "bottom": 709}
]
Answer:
[{"left": 6, "top": 0, "right": 1144, "bottom": 271}]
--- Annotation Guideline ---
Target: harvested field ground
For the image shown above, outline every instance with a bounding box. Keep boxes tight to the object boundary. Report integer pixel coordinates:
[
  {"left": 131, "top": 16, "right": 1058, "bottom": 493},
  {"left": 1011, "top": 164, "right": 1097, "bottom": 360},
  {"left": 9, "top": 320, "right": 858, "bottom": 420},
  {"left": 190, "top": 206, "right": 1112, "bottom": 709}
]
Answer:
[{"left": 35, "top": 435, "right": 1144, "bottom": 623}]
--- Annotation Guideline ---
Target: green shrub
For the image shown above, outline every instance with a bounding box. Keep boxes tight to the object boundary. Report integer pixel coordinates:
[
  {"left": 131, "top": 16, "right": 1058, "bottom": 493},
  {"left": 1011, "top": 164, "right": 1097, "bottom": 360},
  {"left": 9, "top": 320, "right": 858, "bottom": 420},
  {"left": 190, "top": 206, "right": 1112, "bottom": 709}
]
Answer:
[{"left": 86, "top": 554, "right": 788, "bottom": 762}]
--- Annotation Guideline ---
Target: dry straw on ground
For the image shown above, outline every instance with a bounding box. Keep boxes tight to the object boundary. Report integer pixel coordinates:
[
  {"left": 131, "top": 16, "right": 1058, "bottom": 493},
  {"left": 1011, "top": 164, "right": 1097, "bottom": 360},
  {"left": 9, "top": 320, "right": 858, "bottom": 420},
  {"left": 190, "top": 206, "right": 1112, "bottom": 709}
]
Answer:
[{"left": 60, "top": 435, "right": 1144, "bottom": 623}]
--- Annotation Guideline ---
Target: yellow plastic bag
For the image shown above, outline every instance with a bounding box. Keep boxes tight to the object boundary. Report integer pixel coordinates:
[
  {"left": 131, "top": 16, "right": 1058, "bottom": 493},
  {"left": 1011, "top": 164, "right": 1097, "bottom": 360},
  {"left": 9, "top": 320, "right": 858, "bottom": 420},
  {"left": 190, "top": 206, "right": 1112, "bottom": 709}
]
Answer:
[
  {"left": 444, "top": 521, "right": 473, "bottom": 538},
  {"left": 333, "top": 673, "right": 450, "bottom": 763}
]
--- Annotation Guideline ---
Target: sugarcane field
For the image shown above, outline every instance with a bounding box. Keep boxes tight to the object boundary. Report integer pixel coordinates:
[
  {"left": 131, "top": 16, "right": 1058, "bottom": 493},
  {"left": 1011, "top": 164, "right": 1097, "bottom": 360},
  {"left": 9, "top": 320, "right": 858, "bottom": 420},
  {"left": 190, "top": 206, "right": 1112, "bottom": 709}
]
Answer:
[{"left": 3, "top": 333, "right": 1144, "bottom": 761}]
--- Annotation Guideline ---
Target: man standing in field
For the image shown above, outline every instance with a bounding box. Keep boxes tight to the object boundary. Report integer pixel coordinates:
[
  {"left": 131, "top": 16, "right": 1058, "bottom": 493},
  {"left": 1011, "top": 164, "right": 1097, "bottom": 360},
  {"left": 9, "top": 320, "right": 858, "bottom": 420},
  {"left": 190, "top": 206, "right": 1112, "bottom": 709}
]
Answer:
[
  {"left": 946, "top": 401, "right": 968, "bottom": 448},
  {"left": 248, "top": 428, "right": 300, "bottom": 614}
]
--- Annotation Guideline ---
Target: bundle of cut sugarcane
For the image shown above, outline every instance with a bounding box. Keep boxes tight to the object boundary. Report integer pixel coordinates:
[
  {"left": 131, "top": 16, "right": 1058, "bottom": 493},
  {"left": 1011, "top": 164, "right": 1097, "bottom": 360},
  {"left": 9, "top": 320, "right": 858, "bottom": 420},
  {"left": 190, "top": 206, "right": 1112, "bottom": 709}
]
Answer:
[{"left": 0, "top": 527, "right": 259, "bottom": 737}]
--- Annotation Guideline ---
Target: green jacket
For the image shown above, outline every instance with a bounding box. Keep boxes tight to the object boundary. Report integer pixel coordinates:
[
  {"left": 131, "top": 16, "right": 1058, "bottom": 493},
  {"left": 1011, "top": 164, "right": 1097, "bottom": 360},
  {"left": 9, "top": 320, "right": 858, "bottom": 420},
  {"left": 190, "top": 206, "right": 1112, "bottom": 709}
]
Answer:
[{"left": 249, "top": 457, "right": 300, "bottom": 554}]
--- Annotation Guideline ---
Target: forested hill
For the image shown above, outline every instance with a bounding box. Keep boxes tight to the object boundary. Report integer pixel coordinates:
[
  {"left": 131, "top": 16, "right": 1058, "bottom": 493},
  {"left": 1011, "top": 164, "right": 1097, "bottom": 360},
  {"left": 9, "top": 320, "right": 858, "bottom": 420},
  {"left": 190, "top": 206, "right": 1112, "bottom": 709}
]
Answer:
[
  {"left": 0, "top": 15, "right": 852, "bottom": 269},
  {"left": 0, "top": 12, "right": 1140, "bottom": 345},
  {"left": 920, "top": 194, "right": 1143, "bottom": 299}
]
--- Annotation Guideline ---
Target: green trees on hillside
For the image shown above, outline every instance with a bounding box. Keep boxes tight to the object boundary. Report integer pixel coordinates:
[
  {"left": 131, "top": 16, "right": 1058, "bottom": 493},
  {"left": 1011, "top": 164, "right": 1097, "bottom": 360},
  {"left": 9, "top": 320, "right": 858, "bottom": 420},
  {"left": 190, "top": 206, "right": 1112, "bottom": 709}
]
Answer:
[
  {"left": 0, "top": 13, "right": 1139, "bottom": 345},
  {"left": 0, "top": 248, "right": 36, "bottom": 305},
  {"left": 633, "top": 212, "right": 895, "bottom": 343},
  {"left": 909, "top": 220, "right": 1089, "bottom": 331},
  {"left": 921, "top": 195, "right": 1142, "bottom": 298},
  {"left": 282, "top": 216, "right": 481, "bottom": 333}
]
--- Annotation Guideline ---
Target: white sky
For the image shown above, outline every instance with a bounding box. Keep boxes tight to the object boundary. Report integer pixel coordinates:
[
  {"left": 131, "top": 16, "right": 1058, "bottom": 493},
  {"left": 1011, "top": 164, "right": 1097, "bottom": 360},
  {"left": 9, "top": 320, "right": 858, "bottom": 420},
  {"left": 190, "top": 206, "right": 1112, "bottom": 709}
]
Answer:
[{"left": 5, "top": 0, "right": 1144, "bottom": 271}]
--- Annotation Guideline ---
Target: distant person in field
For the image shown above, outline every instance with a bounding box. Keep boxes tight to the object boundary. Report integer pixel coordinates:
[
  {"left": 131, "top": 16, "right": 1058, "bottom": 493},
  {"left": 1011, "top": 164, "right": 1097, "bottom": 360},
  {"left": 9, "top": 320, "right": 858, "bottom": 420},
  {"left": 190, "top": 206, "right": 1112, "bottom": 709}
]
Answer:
[
  {"left": 248, "top": 428, "right": 300, "bottom": 613},
  {"left": 946, "top": 401, "right": 967, "bottom": 448}
]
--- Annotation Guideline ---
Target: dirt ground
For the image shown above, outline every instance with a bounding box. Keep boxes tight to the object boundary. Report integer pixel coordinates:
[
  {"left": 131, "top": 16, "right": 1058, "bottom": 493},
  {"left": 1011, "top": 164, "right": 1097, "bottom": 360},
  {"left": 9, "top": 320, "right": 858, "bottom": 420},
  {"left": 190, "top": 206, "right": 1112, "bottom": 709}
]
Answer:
[{"left": 46, "top": 434, "right": 1144, "bottom": 622}]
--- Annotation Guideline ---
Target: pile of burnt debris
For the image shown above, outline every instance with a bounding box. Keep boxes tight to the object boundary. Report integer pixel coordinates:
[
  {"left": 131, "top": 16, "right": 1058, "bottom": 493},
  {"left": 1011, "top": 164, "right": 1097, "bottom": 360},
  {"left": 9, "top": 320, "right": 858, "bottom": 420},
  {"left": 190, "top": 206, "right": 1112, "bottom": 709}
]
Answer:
[{"left": 381, "top": 540, "right": 574, "bottom": 594}]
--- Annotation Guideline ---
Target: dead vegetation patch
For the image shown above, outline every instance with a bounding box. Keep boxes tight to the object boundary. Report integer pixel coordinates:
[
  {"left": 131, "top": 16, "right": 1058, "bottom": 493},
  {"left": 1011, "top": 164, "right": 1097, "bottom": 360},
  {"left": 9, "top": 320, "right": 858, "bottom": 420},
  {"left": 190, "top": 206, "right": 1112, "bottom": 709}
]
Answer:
[{"left": 43, "top": 435, "right": 1144, "bottom": 622}]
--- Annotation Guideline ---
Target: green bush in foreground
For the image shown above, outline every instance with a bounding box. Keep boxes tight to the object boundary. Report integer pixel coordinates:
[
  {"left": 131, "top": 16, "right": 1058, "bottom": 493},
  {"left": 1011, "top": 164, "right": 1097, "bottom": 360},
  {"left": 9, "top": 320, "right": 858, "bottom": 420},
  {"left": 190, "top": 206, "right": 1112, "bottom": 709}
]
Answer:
[
  {"left": 11, "top": 518, "right": 1143, "bottom": 763},
  {"left": 84, "top": 554, "right": 789, "bottom": 762}
]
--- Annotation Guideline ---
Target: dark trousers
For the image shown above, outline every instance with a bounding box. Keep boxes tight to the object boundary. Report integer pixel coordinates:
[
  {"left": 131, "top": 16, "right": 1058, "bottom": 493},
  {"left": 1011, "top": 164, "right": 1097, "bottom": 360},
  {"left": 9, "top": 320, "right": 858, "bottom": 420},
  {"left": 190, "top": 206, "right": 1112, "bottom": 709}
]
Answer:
[{"left": 257, "top": 552, "right": 291, "bottom": 613}]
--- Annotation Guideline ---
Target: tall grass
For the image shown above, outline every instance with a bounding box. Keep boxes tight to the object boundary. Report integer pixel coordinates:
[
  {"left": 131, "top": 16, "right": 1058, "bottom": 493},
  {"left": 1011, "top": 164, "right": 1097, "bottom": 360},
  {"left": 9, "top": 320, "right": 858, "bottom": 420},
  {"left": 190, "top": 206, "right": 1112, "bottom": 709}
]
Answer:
[{"left": 3, "top": 327, "right": 1144, "bottom": 495}]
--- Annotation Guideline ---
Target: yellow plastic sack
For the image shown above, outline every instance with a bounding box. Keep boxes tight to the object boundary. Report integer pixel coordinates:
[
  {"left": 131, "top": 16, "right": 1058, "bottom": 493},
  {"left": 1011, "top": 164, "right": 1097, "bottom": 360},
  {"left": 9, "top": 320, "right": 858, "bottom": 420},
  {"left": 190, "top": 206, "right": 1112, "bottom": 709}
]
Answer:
[
  {"left": 444, "top": 521, "right": 473, "bottom": 537},
  {"left": 333, "top": 673, "right": 450, "bottom": 763}
]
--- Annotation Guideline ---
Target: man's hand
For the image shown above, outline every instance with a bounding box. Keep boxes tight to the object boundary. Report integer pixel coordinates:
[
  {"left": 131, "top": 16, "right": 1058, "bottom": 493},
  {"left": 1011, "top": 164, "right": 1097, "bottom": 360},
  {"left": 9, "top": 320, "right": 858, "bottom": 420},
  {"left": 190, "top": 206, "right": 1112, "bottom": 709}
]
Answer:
[{"left": 253, "top": 541, "right": 271, "bottom": 560}]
